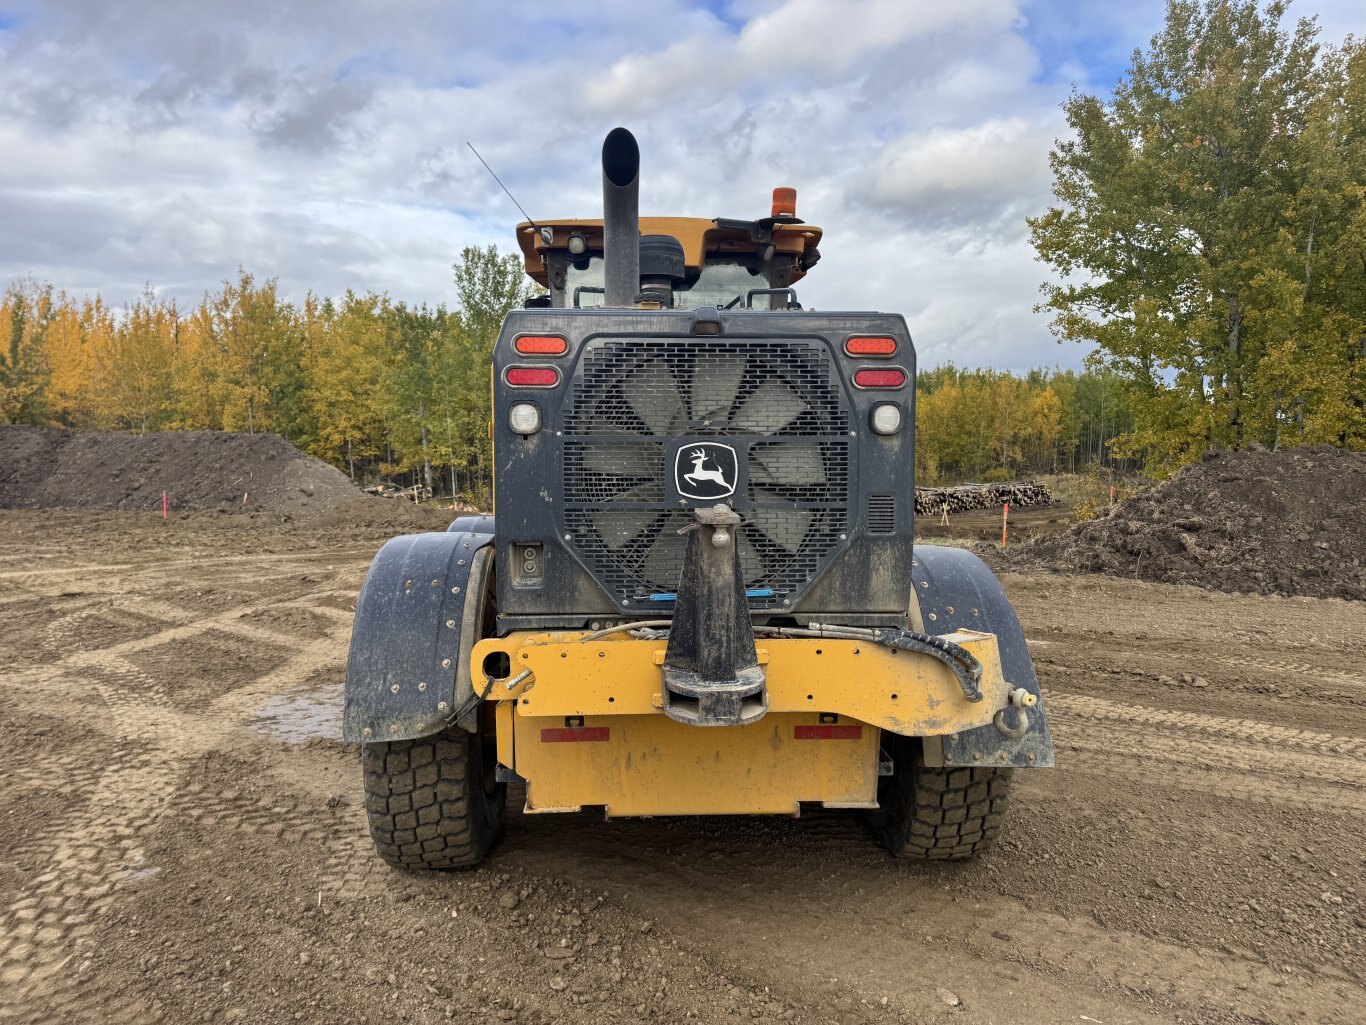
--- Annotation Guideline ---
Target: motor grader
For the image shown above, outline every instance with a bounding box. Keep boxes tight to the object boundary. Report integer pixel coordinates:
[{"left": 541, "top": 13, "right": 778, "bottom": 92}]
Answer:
[{"left": 343, "top": 128, "right": 1052, "bottom": 868}]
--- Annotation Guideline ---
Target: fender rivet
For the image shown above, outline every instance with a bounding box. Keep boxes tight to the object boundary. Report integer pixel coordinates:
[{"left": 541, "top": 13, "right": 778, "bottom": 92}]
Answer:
[
  {"left": 446, "top": 619, "right": 456, "bottom": 628},
  {"left": 418, "top": 682, "right": 428, "bottom": 692},
  {"left": 441, "top": 659, "right": 451, "bottom": 669},
  {"left": 458, "top": 559, "right": 466, "bottom": 566},
  {"left": 390, "top": 684, "right": 400, "bottom": 693},
  {"left": 362, "top": 727, "right": 372, "bottom": 738},
  {"left": 1027, "top": 753, "right": 1036, "bottom": 762},
  {"left": 390, "top": 725, "right": 399, "bottom": 734},
  {"left": 438, "top": 701, "right": 448, "bottom": 711}
]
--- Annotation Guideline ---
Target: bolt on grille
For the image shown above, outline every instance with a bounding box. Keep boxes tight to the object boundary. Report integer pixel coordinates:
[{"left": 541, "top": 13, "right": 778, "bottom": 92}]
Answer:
[{"left": 561, "top": 338, "right": 852, "bottom": 606}]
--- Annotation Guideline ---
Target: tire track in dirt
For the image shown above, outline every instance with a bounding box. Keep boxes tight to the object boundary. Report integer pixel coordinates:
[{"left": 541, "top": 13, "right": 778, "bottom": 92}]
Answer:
[
  {"left": 0, "top": 567, "right": 358, "bottom": 1022},
  {"left": 1049, "top": 692, "right": 1366, "bottom": 757},
  {"left": 0, "top": 548, "right": 376, "bottom": 583},
  {"left": 1210, "top": 652, "right": 1366, "bottom": 691},
  {"left": 1050, "top": 735, "right": 1366, "bottom": 817}
]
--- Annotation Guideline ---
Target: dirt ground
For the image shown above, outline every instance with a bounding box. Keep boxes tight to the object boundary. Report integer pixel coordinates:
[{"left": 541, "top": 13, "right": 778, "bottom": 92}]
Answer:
[
  {"left": 1018, "top": 447, "right": 1366, "bottom": 601},
  {"left": 1, "top": 509, "right": 1363, "bottom": 1025},
  {"left": 0, "top": 426, "right": 382, "bottom": 519},
  {"left": 915, "top": 503, "right": 1068, "bottom": 545}
]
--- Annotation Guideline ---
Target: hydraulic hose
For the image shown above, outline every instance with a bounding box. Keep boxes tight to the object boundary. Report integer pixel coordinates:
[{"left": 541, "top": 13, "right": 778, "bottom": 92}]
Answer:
[
  {"left": 760, "top": 623, "right": 985, "bottom": 704},
  {"left": 869, "top": 628, "right": 984, "bottom": 703}
]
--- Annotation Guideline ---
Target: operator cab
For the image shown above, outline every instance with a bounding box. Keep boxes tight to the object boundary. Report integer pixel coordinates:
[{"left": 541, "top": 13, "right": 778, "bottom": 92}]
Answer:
[{"left": 514, "top": 197, "right": 823, "bottom": 312}]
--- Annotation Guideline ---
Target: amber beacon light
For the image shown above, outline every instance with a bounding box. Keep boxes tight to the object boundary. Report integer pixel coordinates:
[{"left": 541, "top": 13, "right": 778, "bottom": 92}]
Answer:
[{"left": 771, "top": 187, "right": 797, "bottom": 218}]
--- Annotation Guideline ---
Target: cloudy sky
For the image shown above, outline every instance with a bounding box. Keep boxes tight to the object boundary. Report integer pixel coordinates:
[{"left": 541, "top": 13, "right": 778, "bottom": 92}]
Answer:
[{"left": 0, "top": 1, "right": 1357, "bottom": 371}]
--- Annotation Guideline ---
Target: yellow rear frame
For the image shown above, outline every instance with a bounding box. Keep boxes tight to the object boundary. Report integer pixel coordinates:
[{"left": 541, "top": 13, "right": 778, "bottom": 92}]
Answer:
[{"left": 471, "top": 629, "right": 1009, "bottom": 817}]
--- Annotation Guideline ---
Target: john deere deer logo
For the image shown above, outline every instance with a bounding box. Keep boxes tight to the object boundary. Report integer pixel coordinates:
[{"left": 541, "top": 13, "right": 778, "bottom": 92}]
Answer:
[{"left": 673, "top": 442, "right": 737, "bottom": 501}]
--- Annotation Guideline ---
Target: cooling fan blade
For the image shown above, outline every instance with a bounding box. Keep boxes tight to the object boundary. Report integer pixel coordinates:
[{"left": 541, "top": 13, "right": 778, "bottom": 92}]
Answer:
[
  {"left": 582, "top": 439, "right": 657, "bottom": 477},
  {"left": 734, "top": 377, "right": 806, "bottom": 435},
  {"left": 688, "top": 353, "right": 746, "bottom": 423},
  {"left": 750, "top": 442, "right": 826, "bottom": 488},
  {"left": 623, "top": 359, "right": 686, "bottom": 435},
  {"left": 736, "top": 530, "right": 764, "bottom": 584},
  {"left": 638, "top": 512, "right": 690, "bottom": 589},
  {"left": 750, "top": 486, "right": 814, "bottom": 554},
  {"left": 589, "top": 484, "right": 661, "bottom": 552}
]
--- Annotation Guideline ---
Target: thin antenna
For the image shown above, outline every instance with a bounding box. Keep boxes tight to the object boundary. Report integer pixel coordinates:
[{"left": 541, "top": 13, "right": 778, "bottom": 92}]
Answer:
[{"left": 467, "top": 142, "right": 550, "bottom": 243}]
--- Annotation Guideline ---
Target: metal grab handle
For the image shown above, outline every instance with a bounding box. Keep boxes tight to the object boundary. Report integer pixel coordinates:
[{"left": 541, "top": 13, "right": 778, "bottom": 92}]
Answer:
[{"left": 993, "top": 687, "right": 1036, "bottom": 739}]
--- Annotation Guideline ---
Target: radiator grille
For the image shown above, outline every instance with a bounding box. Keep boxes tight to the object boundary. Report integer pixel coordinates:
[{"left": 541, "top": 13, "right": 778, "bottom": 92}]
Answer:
[{"left": 561, "top": 338, "right": 852, "bottom": 606}]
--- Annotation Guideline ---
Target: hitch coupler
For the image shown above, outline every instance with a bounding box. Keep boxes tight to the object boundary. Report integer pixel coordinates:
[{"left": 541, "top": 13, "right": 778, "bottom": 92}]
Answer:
[{"left": 660, "top": 504, "right": 767, "bottom": 727}]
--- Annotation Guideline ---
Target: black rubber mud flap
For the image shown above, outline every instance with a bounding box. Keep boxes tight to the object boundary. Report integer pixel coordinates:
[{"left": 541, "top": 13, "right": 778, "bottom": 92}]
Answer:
[
  {"left": 911, "top": 545, "right": 1054, "bottom": 768},
  {"left": 343, "top": 530, "right": 494, "bottom": 744}
]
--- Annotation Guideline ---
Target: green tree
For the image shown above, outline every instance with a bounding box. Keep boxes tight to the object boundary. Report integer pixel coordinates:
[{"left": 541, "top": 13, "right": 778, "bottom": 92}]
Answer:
[
  {"left": 209, "top": 271, "right": 298, "bottom": 436},
  {"left": 1030, "top": 0, "right": 1365, "bottom": 472}
]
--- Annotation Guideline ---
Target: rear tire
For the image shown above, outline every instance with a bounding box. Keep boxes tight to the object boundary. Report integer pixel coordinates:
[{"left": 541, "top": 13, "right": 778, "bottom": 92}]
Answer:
[
  {"left": 876, "top": 738, "right": 1012, "bottom": 860},
  {"left": 362, "top": 712, "right": 505, "bottom": 869}
]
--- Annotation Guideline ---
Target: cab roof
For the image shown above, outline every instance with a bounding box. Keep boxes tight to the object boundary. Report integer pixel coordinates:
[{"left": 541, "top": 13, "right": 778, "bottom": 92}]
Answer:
[{"left": 514, "top": 216, "right": 823, "bottom": 288}]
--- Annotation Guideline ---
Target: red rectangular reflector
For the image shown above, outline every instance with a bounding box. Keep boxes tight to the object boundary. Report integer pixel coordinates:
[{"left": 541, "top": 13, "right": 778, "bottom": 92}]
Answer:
[
  {"left": 515, "top": 335, "right": 568, "bottom": 355},
  {"left": 845, "top": 336, "right": 897, "bottom": 356},
  {"left": 541, "top": 727, "right": 610, "bottom": 743},
  {"left": 853, "top": 368, "right": 907, "bottom": 389},
  {"left": 794, "top": 724, "right": 863, "bottom": 740},
  {"left": 506, "top": 366, "right": 560, "bottom": 387}
]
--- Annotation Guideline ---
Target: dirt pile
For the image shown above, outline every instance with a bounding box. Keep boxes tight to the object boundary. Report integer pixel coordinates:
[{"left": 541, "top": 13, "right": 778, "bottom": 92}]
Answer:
[
  {"left": 0, "top": 425, "right": 375, "bottom": 518},
  {"left": 1019, "top": 445, "right": 1366, "bottom": 600}
]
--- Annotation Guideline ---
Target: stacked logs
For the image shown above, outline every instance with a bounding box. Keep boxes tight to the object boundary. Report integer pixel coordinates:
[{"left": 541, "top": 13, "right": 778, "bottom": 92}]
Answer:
[{"left": 914, "top": 481, "right": 1053, "bottom": 516}]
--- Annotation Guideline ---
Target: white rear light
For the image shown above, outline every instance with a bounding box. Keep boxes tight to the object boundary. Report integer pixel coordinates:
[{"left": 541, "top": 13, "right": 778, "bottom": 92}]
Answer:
[
  {"left": 508, "top": 402, "right": 541, "bottom": 435},
  {"left": 871, "top": 403, "right": 902, "bottom": 435}
]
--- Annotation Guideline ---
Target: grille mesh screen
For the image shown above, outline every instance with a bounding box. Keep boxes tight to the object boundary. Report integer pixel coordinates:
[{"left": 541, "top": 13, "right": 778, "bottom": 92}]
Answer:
[{"left": 561, "top": 339, "right": 852, "bottom": 606}]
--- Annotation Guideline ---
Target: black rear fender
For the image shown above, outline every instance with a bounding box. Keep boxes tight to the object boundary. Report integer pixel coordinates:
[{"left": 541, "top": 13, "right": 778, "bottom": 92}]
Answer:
[
  {"left": 911, "top": 544, "right": 1054, "bottom": 768},
  {"left": 343, "top": 530, "right": 494, "bottom": 743}
]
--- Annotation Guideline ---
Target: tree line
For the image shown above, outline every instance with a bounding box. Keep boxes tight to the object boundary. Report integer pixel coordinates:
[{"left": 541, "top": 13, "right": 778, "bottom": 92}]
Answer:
[
  {"left": 2, "top": 256, "right": 1131, "bottom": 493},
  {"left": 915, "top": 364, "right": 1136, "bottom": 483},
  {"left": 1, "top": 247, "right": 535, "bottom": 503}
]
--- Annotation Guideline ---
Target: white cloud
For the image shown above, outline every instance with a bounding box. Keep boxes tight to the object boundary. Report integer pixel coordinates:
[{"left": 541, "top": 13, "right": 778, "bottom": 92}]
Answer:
[
  {"left": 0, "top": 0, "right": 1161, "bottom": 370},
  {"left": 866, "top": 116, "right": 1059, "bottom": 231}
]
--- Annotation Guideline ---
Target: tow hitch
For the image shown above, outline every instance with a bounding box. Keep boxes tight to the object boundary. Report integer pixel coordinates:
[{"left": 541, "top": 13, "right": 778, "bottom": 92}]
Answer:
[{"left": 660, "top": 504, "right": 767, "bottom": 726}]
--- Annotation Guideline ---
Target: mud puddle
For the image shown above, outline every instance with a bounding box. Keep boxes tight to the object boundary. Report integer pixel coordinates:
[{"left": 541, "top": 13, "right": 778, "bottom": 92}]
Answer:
[{"left": 251, "top": 679, "right": 343, "bottom": 742}]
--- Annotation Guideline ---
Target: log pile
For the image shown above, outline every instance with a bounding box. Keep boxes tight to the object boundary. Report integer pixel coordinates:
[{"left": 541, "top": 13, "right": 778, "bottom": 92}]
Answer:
[
  {"left": 362, "top": 483, "right": 432, "bottom": 502},
  {"left": 915, "top": 481, "right": 1052, "bottom": 516}
]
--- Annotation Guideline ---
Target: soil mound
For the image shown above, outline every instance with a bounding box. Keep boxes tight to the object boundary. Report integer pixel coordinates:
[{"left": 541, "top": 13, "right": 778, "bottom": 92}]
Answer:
[
  {"left": 1019, "top": 445, "right": 1366, "bottom": 600},
  {"left": 0, "top": 426, "right": 375, "bottom": 518}
]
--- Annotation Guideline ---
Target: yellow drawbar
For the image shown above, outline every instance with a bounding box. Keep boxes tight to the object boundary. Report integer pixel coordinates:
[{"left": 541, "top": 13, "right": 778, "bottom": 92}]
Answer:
[{"left": 472, "top": 629, "right": 1009, "bottom": 817}]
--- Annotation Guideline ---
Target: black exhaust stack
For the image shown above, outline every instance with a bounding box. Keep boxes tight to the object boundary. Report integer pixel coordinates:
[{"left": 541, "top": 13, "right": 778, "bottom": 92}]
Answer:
[{"left": 602, "top": 127, "right": 640, "bottom": 308}]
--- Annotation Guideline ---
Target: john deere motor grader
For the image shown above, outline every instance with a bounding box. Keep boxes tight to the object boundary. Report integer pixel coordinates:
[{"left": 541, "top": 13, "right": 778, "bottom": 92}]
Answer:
[{"left": 343, "top": 128, "right": 1052, "bottom": 869}]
